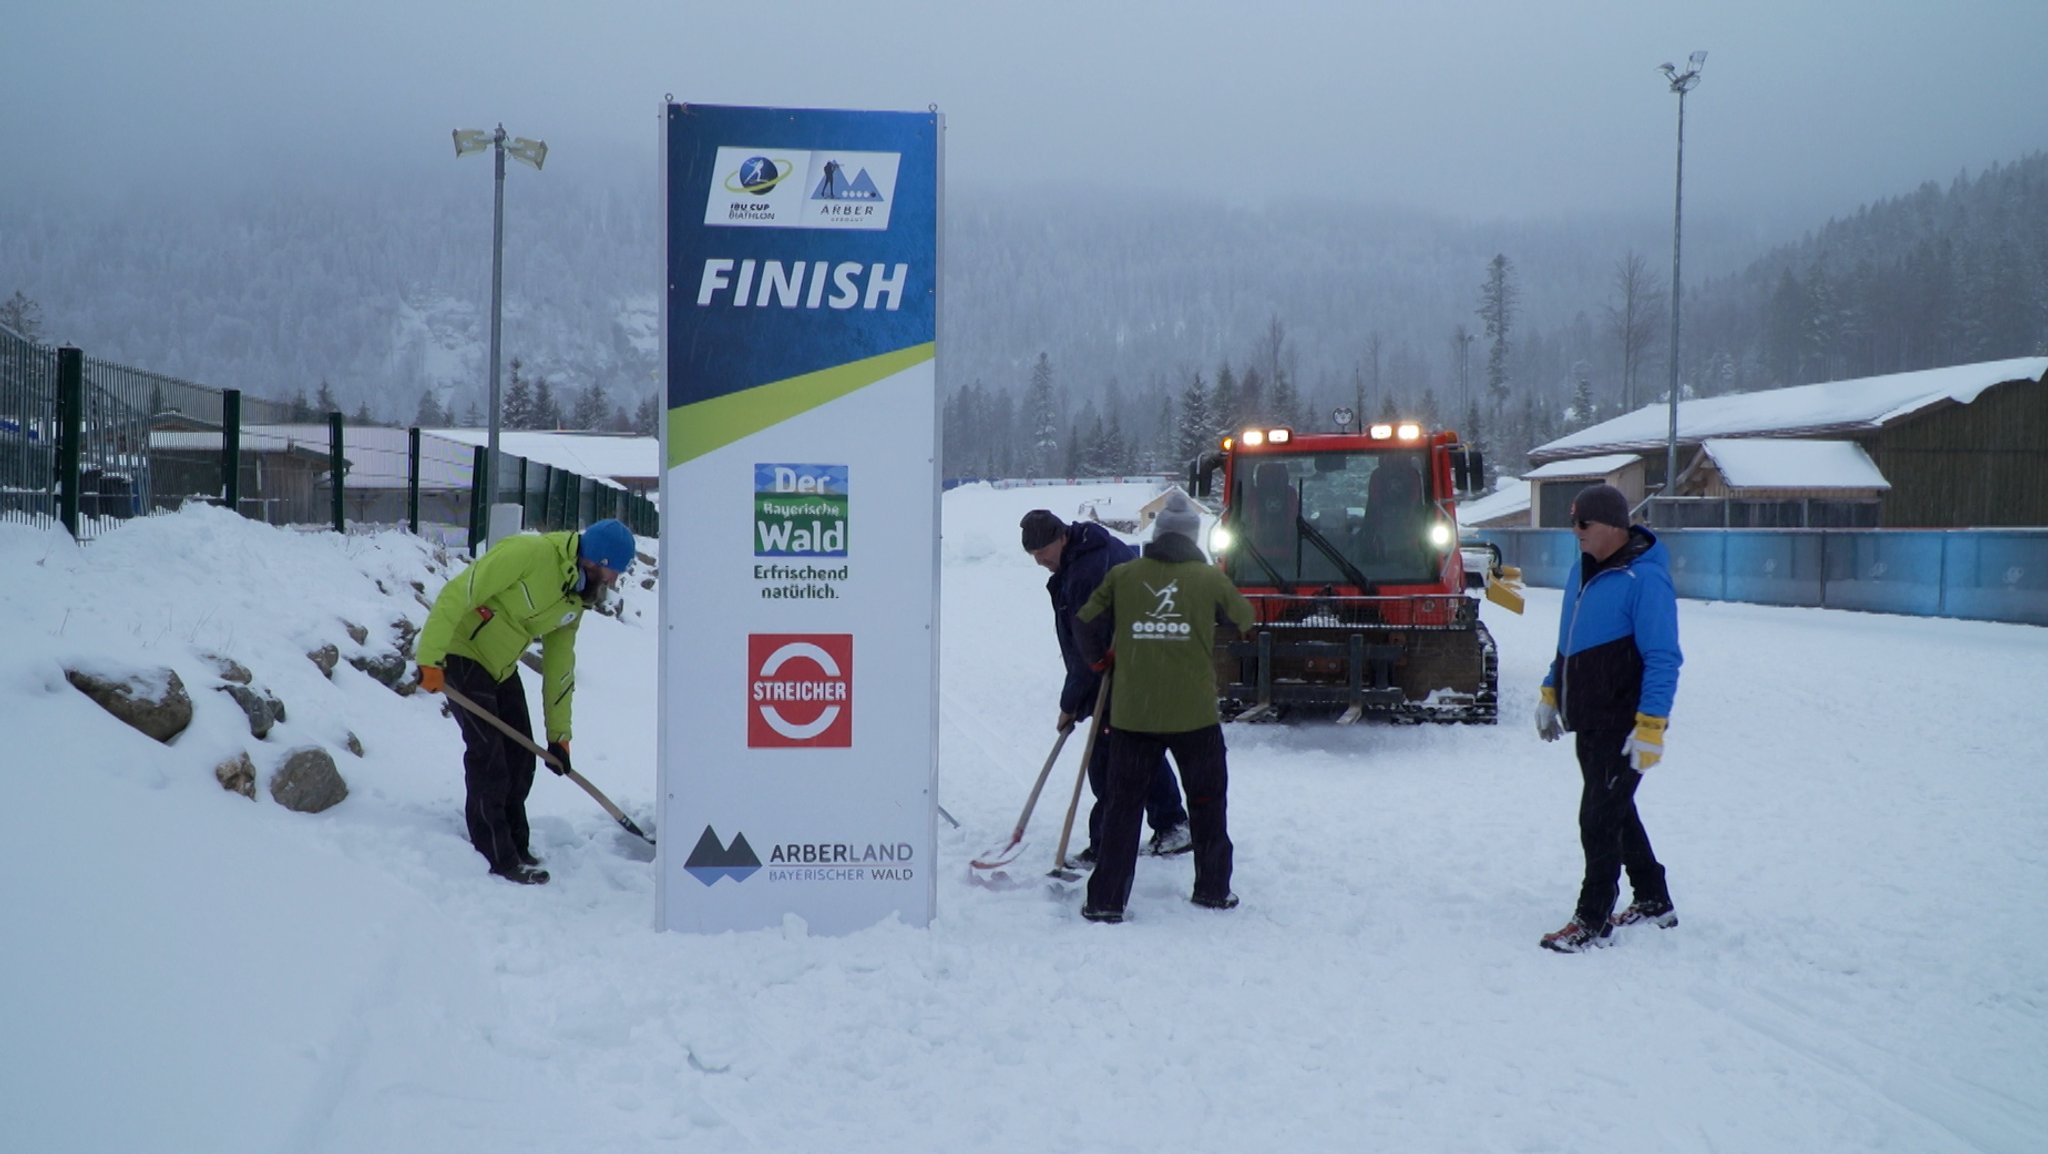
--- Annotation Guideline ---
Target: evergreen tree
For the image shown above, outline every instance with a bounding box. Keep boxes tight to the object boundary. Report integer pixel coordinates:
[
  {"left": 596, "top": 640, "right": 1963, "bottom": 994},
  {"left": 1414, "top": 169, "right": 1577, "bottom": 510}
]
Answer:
[
  {"left": 1208, "top": 362, "right": 1238, "bottom": 436},
  {"left": 1478, "top": 254, "right": 1518, "bottom": 407},
  {"left": 984, "top": 387, "right": 1016, "bottom": 478},
  {"left": 1103, "top": 406, "right": 1129, "bottom": 474},
  {"left": 572, "top": 380, "right": 610, "bottom": 430},
  {"left": 1175, "top": 371, "right": 1213, "bottom": 462},
  {"left": 314, "top": 379, "right": 339, "bottom": 416},
  {"left": 413, "top": 389, "right": 447, "bottom": 428},
  {"left": 1269, "top": 367, "right": 1301, "bottom": 430},
  {"left": 532, "top": 375, "right": 561, "bottom": 430},
  {"left": 634, "top": 393, "right": 660, "bottom": 435},
  {"left": 1570, "top": 362, "right": 1596, "bottom": 427},
  {"left": 0, "top": 290, "right": 44, "bottom": 341},
  {"left": 1024, "top": 352, "right": 1060, "bottom": 477},
  {"left": 503, "top": 359, "right": 535, "bottom": 430},
  {"left": 1153, "top": 389, "right": 1178, "bottom": 471},
  {"left": 351, "top": 399, "right": 375, "bottom": 426},
  {"left": 1237, "top": 366, "right": 1265, "bottom": 428},
  {"left": 289, "top": 388, "right": 314, "bottom": 423}
]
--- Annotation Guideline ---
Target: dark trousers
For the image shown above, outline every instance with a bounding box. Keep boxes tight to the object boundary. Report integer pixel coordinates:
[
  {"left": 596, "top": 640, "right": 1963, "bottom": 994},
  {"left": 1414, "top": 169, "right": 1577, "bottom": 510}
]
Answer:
[
  {"left": 1085, "top": 720, "right": 1187, "bottom": 850},
  {"left": 1573, "top": 726, "right": 1670, "bottom": 925},
  {"left": 447, "top": 655, "right": 538, "bottom": 874},
  {"left": 1087, "top": 726, "right": 1232, "bottom": 913}
]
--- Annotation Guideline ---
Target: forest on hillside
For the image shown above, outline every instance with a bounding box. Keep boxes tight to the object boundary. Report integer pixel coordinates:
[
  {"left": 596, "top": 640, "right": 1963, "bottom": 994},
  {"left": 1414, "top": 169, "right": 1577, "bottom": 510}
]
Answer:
[{"left": 3, "top": 149, "right": 2042, "bottom": 480}]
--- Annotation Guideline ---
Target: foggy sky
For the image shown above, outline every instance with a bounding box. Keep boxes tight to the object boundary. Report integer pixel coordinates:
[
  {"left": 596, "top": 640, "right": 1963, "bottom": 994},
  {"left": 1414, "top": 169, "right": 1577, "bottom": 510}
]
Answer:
[{"left": 5, "top": 0, "right": 2044, "bottom": 226}]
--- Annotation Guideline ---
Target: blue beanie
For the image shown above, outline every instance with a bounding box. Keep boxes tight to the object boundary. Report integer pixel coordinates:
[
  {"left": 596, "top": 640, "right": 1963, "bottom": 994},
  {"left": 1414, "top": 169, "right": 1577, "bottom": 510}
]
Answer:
[{"left": 578, "top": 519, "right": 635, "bottom": 572}]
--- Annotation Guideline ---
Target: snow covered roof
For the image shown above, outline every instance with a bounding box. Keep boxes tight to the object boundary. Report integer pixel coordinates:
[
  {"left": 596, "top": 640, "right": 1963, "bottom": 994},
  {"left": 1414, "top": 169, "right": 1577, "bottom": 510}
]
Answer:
[
  {"left": 1531, "top": 356, "right": 2048, "bottom": 463},
  {"left": 1454, "top": 477, "right": 1530, "bottom": 528},
  {"left": 425, "top": 430, "right": 658, "bottom": 485},
  {"left": 1522, "top": 453, "right": 1641, "bottom": 480},
  {"left": 1700, "top": 438, "right": 1890, "bottom": 491}
]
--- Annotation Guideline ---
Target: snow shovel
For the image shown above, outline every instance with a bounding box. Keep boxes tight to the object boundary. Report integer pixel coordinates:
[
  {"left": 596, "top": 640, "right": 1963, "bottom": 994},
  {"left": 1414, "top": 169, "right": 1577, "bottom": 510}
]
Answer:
[
  {"left": 968, "top": 722, "right": 1075, "bottom": 871},
  {"left": 440, "top": 683, "right": 656, "bottom": 847},
  {"left": 1049, "top": 677, "right": 1114, "bottom": 881}
]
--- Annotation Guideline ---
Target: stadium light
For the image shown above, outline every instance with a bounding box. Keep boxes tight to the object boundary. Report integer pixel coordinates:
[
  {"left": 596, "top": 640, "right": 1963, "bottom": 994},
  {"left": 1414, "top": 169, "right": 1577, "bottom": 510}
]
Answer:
[
  {"left": 453, "top": 123, "right": 547, "bottom": 545},
  {"left": 1658, "top": 51, "right": 1705, "bottom": 515}
]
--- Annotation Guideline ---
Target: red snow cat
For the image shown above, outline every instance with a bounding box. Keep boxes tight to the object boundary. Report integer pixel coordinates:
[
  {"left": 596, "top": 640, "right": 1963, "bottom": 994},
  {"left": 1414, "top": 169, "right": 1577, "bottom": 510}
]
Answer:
[{"left": 1188, "top": 420, "right": 1524, "bottom": 725}]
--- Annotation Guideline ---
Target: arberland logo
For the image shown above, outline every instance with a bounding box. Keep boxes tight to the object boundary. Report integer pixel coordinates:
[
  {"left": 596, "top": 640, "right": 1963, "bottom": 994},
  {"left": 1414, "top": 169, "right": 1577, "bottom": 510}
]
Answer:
[
  {"left": 683, "top": 826, "right": 761, "bottom": 886},
  {"left": 748, "top": 634, "right": 853, "bottom": 748}
]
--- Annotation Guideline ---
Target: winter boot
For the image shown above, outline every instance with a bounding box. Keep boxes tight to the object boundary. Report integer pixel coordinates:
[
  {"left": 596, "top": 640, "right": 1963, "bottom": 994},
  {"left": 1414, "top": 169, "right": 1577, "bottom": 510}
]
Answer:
[
  {"left": 494, "top": 864, "right": 551, "bottom": 886},
  {"left": 1147, "top": 823, "right": 1194, "bottom": 857},
  {"left": 1190, "top": 891, "right": 1240, "bottom": 910},
  {"left": 1080, "top": 904, "right": 1125, "bottom": 924},
  {"left": 1610, "top": 898, "right": 1677, "bottom": 929},
  {"left": 1539, "top": 917, "right": 1612, "bottom": 953}
]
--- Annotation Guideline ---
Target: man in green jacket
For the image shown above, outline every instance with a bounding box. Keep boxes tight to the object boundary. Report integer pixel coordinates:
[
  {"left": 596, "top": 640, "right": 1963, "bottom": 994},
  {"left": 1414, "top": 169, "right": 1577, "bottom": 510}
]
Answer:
[
  {"left": 1076, "top": 492, "right": 1253, "bottom": 922},
  {"left": 415, "top": 519, "right": 636, "bottom": 885}
]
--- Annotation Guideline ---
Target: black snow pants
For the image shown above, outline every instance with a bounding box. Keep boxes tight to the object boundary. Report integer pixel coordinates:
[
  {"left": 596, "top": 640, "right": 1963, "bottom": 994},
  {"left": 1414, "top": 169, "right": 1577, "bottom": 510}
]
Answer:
[
  {"left": 1084, "top": 712, "right": 1188, "bottom": 852},
  {"left": 1086, "top": 725, "right": 1232, "bottom": 914},
  {"left": 1573, "top": 725, "right": 1671, "bottom": 925},
  {"left": 446, "top": 655, "right": 538, "bottom": 875}
]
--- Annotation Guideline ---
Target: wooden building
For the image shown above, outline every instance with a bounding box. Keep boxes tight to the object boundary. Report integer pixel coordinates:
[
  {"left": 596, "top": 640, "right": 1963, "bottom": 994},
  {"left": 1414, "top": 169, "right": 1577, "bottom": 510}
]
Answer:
[{"left": 1525, "top": 357, "right": 2048, "bottom": 529}]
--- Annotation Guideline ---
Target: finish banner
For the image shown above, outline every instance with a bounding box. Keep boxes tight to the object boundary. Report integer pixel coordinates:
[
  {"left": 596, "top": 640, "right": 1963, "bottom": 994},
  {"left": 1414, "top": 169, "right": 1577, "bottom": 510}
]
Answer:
[{"left": 656, "top": 104, "right": 941, "bottom": 934}]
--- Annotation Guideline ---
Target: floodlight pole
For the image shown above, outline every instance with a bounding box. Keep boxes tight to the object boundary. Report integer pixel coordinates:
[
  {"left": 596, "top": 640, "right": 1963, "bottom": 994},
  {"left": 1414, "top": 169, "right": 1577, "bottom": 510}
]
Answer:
[
  {"left": 488, "top": 125, "right": 507, "bottom": 514},
  {"left": 1660, "top": 53, "right": 1704, "bottom": 511},
  {"left": 455, "top": 123, "right": 545, "bottom": 545}
]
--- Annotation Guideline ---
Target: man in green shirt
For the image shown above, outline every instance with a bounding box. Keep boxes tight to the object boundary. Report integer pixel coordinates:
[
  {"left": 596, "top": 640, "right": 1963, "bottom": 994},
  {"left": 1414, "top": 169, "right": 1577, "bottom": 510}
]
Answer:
[
  {"left": 415, "top": 519, "right": 636, "bottom": 885},
  {"left": 1076, "top": 492, "right": 1254, "bottom": 922}
]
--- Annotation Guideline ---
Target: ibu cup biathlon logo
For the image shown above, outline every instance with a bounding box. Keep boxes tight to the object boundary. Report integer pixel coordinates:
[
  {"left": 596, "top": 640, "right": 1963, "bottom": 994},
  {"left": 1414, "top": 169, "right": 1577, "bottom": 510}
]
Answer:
[
  {"left": 755, "top": 464, "right": 847, "bottom": 556},
  {"left": 748, "top": 634, "right": 853, "bottom": 748}
]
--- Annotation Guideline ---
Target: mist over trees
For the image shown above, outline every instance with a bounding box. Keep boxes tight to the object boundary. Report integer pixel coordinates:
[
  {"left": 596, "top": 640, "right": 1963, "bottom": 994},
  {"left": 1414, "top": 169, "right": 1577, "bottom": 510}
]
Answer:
[{"left": 4, "top": 150, "right": 2044, "bottom": 478}]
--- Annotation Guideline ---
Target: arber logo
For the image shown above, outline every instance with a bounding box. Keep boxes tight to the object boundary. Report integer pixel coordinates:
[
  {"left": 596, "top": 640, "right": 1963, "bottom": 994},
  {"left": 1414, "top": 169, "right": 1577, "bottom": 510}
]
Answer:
[{"left": 747, "top": 634, "right": 853, "bottom": 748}]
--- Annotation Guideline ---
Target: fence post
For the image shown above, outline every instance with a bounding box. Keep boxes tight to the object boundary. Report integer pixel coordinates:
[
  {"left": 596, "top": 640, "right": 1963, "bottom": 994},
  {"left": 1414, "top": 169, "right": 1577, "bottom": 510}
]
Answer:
[
  {"left": 328, "top": 412, "right": 345, "bottom": 533},
  {"left": 469, "top": 445, "right": 487, "bottom": 555},
  {"left": 407, "top": 426, "right": 421, "bottom": 535},
  {"left": 56, "top": 346, "right": 83, "bottom": 537},
  {"left": 223, "top": 388, "right": 242, "bottom": 514}
]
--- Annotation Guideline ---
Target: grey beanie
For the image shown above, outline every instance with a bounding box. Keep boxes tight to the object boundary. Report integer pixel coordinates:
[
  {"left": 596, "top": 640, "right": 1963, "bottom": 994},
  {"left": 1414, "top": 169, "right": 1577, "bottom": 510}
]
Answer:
[
  {"left": 1572, "top": 483, "right": 1632, "bottom": 529},
  {"left": 1152, "top": 491, "right": 1203, "bottom": 544}
]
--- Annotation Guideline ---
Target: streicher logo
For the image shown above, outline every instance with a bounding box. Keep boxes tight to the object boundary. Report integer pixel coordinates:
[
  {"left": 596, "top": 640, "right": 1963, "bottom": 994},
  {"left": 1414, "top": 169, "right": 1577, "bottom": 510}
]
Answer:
[
  {"left": 748, "top": 634, "right": 853, "bottom": 748},
  {"left": 683, "top": 826, "right": 761, "bottom": 886}
]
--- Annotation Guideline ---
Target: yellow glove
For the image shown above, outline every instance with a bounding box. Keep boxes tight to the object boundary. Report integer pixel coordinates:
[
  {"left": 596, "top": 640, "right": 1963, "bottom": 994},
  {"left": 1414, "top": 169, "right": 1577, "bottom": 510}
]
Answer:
[
  {"left": 1534, "top": 685, "right": 1562, "bottom": 742},
  {"left": 1622, "top": 713, "right": 1666, "bottom": 771}
]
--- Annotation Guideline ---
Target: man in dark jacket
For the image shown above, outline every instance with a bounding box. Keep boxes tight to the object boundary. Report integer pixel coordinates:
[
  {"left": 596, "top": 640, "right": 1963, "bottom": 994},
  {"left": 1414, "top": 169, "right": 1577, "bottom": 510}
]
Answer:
[
  {"left": 1074, "top": 491, "right": 1255, "bottom": 922},
  {"left": 1534, "top": 484, "right": 1683, "bottom": 951},
  {"left": 1021, "top": 509, "right": 1191, "bottom": 864}
]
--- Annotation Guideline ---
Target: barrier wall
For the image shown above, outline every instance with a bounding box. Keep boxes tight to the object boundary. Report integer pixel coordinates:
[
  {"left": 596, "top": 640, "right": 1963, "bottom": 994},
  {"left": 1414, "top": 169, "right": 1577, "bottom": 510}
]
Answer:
[{"left": 1477, "top": 528, "right": 2048, "bottom": 627}]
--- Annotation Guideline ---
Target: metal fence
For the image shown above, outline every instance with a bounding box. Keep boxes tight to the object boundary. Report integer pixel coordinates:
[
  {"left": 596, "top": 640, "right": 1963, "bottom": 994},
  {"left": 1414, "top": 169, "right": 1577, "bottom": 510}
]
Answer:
[
  {"left": 1475, "top": 527, "right": 2048, "bottom": 627},
  {"left": 0, "top": 324, "right": 657, "bottom": 550}
]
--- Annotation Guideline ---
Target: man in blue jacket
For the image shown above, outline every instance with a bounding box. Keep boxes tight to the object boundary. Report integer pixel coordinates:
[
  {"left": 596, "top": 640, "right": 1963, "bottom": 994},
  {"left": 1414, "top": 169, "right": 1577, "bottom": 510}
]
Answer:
[
  {"left": 1534, "top": 484, "right": 1683, "bottom": 952},
  {"left": 1022, "top": 509, "right": 1191, "bottom": 863}
]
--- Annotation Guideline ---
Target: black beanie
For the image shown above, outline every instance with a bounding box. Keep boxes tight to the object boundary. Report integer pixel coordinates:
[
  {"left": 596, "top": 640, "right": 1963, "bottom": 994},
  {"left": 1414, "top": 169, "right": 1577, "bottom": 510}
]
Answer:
[
  {"left": 1020, "top": 509, "right": 1066, "bottom": 551},
  {"left": 1572, "top": 484, "right": 1632, "bottom": 529}
]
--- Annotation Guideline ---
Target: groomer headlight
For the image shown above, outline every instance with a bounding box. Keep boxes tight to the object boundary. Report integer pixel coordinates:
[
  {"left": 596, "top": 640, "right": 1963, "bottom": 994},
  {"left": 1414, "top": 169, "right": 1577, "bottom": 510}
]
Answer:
[
  {"left": 1242, "top": 429, "right": 1265, "bottom": 447},
  {"left": 1209, "top": 525, "right": 1234, "bottom": 554}
]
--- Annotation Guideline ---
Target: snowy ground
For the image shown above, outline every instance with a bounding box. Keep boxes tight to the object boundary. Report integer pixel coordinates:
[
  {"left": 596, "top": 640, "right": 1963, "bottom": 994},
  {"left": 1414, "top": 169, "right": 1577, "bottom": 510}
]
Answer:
[{"left": 4, "top": 489, "right": 2044, "bottom": 1154}]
